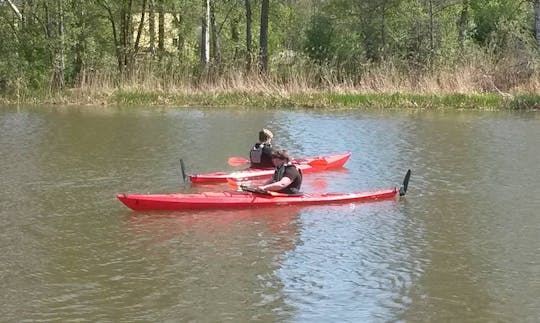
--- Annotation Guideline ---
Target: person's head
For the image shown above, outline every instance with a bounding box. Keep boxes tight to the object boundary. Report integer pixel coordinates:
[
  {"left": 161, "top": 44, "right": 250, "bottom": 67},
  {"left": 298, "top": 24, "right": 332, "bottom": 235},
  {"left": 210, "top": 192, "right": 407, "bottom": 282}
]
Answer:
[
  {"left": 259, "top": 128, "right": 273, "bottom": 143},
  {"left": 271, "top": 149, "right": 290, "bottom": 166}
]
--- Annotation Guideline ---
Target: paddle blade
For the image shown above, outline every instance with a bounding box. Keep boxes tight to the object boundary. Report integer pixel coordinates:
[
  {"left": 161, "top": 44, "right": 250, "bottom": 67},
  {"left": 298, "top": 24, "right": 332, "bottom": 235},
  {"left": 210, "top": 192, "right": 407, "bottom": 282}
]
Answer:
[
  {"left": 180, "top": 158, "right": 188, "bottom": 182},
  {"left": 399, "top": 169, "right": 411, "bottom": 196},
  {"left": 307, "top": 158, "right": 328, "bottom": 170},
  {"left": 228, "top": 157, "right": 250, "bottom": 166},
  {"left": 226, "top": 178, "right": 240, "bottom": 190}
]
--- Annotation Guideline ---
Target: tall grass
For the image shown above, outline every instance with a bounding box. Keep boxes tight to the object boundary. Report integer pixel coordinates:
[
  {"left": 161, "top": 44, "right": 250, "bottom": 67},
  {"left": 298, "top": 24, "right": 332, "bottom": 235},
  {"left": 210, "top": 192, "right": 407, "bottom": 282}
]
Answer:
[{"left": 2, "top": 52, "right": 540, "bottom": 109}]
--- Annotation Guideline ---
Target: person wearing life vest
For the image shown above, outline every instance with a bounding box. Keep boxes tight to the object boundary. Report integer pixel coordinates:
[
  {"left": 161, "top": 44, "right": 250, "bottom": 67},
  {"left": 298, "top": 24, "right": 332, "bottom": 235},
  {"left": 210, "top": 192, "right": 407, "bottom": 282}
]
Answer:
[
  {"left": 250, "top": 128, "right": 274, "bottom": 168},
  {"left": 258, "top": 150, "right": 302, "bottom": 194}
]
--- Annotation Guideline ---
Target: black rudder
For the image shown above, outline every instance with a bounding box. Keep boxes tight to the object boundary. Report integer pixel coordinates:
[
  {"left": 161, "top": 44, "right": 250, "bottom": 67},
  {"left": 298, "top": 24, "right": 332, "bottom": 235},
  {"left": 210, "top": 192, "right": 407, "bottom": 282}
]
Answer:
[{"left": 399, "top": 169, "right": 411, "bottom": 196}]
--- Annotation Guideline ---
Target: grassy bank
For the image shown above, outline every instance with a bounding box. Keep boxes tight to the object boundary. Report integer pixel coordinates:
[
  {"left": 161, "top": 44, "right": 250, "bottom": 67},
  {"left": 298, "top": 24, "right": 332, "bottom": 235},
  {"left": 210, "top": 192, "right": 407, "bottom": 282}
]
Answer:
[
  {"left": 110, "top": 90, "right": 538, "bottom": 110},
  {"left": 2, "top": 63, "right": 540, "bottom": 110},
  {"left": 2, "top": 88, "right": 540, "bottom": 110}
]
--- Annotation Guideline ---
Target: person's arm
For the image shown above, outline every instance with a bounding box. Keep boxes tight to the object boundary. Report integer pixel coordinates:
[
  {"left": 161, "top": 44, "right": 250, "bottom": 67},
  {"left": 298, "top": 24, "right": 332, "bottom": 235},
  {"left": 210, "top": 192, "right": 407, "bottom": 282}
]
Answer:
[
  {"left": 260, "top": 177, "right": 274, "bottom": 185},
  {"left": 258, "top": 177, "right": 292, "bottom": 192}
]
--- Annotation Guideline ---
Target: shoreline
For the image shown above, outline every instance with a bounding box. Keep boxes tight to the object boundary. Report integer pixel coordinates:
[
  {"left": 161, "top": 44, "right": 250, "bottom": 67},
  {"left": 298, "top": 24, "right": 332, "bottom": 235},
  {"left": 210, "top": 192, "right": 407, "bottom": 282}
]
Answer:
[{"left": 2, "top": 89, "right": 540, "bottom": 110}]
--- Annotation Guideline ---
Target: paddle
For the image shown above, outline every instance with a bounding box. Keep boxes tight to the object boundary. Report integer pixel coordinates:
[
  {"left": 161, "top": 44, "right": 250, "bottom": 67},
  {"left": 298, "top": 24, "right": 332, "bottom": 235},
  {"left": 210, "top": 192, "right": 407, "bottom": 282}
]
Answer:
[
  {"left": 180, "top": 158, "right": 188, "bottom": 182},
  {"left": 399, "top": 169, "right": 411, "bottom": 196},
  {"left": 240, "top": 185, "right": 273, "bottom": 196},
  {"left": 227, "top": 156, "right": 328, "bottom": 169},
  {"left": 226, "top": 178, "right": 245, "bottom": 191},
  {"left": 228, "top": 156, "right": 250, "bottom": 166},
  {"left": 226, "top": 178, "right": 288, "bottom": 197}
]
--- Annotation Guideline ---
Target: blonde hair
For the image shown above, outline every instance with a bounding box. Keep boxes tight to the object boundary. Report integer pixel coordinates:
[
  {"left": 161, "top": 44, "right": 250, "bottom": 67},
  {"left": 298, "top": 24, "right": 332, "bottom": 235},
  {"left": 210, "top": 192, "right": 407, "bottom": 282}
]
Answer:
[{"left": 259, "top": 128, "right": 273, "bottom": 142}]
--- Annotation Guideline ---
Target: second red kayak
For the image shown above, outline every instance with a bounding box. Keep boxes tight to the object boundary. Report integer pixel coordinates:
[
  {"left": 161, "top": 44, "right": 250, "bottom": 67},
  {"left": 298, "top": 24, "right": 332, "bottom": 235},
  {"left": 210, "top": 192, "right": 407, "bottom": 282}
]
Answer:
[
  {"left": 187, "top": 152, "right": 351, "bottom": 184},
  {"left": 117, "top": 170, "right": 411, "bottom": 211}
]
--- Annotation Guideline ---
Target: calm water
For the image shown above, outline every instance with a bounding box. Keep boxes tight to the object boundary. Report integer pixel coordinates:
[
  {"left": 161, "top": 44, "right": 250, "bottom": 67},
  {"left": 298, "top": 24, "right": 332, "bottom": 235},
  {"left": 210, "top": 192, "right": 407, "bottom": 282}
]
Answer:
[{"left": 1, "top": 105, "right": 539, "bottom": 322}]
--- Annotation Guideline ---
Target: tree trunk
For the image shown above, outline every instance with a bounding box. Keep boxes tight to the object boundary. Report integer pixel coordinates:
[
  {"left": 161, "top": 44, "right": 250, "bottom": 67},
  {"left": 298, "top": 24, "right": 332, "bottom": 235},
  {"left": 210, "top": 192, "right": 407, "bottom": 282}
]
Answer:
[
  {"left": 97, "top": 0, "right": 136, "bottom": 74},
  {"left": 172, "top": 11, "right": 185, "bottom": 56},
  {"left": 205, "top": 0, "right": 211, "bottom": 63},
  {"left": 73, "top": 1, "right": 86, "bottom": 86},
  {"left": 118, "top": 0, "right": 130, "bottom": 72},
  {"left": 48, "top": 0, "right": 65, "bottom": 89},
  {"left": 245, "top": 0, "right": 252, "bottom": 72},
  {"left": 259, "top": 0, "right": 269, "bottom": 74},
  {"left": 51, "top": 0, "right": 66, "bottom": 89},
  {"left": 149, "top": 0, "right": 156, "bottom": 57},
  {"left": 535, "top": 0, "right": 540, "bottom": 50},
  {"left": 6, "top": 0, "right": 23, "bottom": 20},
  {"left": 134, "top": 0, "right": 147, "bottom": 56},
  {"left": 231, "top": 17, "right": 239, "bottom": 61},
  {"left": 457, "top": 0, "right": 469, "bottom": 53},
  {"left": 429, "top": 0, "right": 434, "bottom": 55},
  {"left": 158, "top": 0, "right": 165, "bottom": 60},
  {"left": 210, "top": 0, "right": 221, "bottom": 65},
  {"left": 200, "top": 0, "right": 210, "bottom": 65},
  {"left": 381, "top": 0, "right": 386, "bottom": 53}
]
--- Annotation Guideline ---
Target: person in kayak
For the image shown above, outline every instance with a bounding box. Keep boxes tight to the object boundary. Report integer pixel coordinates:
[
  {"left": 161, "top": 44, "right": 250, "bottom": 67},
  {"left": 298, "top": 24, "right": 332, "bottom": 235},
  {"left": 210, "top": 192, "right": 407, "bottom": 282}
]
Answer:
[
  {"left": 257, "top": 150, "right": 302, "bottom": 194},
  {"left": 250, "top": 128, "right": 274, "bottom": 168}
]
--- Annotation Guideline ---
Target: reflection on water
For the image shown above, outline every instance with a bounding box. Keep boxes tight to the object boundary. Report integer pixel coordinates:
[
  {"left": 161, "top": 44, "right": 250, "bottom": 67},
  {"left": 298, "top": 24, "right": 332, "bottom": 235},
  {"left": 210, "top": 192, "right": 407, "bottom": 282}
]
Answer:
[
  {"left": 278, "top": 202, "right": 422, "bottom": 322},
  {"left": 0, "top": 105, "right": 539, "bottom": 321},
  {"left": 120, "top": 207, "right": 302, "bottom": 322}
]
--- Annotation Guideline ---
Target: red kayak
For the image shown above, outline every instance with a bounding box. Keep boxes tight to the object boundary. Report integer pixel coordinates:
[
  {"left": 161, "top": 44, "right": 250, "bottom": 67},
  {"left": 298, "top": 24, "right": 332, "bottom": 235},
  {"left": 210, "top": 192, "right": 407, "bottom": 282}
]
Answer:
[
  {"left": 187, "top": 152, "right": 352, "bottom": 184},
  {"left": 117, "top": 170, "right": 411, "bottom": 211}
]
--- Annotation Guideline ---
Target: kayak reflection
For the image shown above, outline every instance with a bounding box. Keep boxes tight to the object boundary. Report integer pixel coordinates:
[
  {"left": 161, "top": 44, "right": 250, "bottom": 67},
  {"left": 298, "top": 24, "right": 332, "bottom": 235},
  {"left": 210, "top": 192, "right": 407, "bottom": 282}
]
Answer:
[{"left": 126, "top": 207, "right": 303, "bottom": 251}]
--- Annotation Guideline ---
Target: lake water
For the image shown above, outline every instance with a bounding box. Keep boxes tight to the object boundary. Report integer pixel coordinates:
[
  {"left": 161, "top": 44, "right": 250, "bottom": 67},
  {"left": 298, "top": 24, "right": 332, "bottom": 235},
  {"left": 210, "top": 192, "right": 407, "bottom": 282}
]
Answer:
[{"left": 1, "top": 105, "right": 539, "bottom": 322}]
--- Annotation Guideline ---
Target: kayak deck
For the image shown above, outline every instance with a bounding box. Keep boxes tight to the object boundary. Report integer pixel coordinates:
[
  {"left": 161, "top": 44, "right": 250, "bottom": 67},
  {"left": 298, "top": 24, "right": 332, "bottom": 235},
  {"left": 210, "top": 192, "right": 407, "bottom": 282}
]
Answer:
[
  {"left": 117, "top": 187, "right": 398, "bottom": 211},
  {"left": 188, "top": 152, "right": 351, "bottom": 183}
]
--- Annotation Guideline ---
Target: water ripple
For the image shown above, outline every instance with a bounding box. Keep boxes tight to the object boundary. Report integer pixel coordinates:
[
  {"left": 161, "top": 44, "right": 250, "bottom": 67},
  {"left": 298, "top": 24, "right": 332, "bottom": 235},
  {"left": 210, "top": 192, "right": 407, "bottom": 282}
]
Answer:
[{"left": 1, "top": 107, "right": 539, "bottom": 321}]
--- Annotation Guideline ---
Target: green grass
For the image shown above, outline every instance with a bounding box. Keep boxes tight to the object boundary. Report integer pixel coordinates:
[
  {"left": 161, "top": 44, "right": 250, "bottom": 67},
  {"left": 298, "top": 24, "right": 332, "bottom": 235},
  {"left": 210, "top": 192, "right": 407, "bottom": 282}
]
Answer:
[
  {"left": 2, "top": 88, "right": 540, "bottom": 110},
  {"left": 112, "top": 89, "right": 161, "bottom": 105}
]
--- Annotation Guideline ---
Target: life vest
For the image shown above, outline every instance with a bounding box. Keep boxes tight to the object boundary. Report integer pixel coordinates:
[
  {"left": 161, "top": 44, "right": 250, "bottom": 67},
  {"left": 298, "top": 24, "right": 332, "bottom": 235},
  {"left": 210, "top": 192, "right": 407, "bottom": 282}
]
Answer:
[
  {"left": 250, "top": 143, "right": 272, "bottom": 167},
  {"left": 272, "top": 162, "right": 303, "bottom": 194},
  {"left": 250, "top": 143, "right": 264, "bottom": 164}
]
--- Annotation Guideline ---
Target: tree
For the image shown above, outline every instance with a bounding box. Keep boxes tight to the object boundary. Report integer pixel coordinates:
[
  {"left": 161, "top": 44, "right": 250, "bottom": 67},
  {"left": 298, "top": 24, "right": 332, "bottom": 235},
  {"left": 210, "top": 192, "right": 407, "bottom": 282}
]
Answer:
[
  {"left": 259, "top": 0, "right": 269, "bottom": 74},
  {"left": 158, "top": 0, "right": 165, "bottom": 60},
  {"left": 210, "top": 0, "right": 221, "bottom": 64},
  {"left": 457, "top": 0, "right": 469, "bottom": 53},
  {"left": 200, "top": 0, "right": 210, "bottom": 65},
  {"left": 304, "top": 14, "right": 335, "bottom": 63},
  {"left": 245, "top": 0, "right": 253, "bottom": 72},
  {"left": 149, "top": 0, "right": 156, "bottom": 57},
  {"left": 5, "top": 0, "right": 22, "bottom": 20},
  {"left": 535, "top": 0, "right": 540, "bottom": 50}
]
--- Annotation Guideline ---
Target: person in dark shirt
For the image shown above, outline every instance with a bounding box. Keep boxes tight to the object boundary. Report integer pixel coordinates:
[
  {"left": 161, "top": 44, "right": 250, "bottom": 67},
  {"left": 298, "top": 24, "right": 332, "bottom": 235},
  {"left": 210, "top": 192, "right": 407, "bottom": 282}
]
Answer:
[
  {"left": 250, "top": 128, "right": 274, "bottom": 168},
  {"left": 258, "top": 150, "right": 302, "bottom": 194}
]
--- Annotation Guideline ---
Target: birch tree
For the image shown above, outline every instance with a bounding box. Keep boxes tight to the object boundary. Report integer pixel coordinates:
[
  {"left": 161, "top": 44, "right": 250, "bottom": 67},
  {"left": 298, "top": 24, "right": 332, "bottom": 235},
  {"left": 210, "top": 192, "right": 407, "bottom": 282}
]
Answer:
[{"left": 200, "top": 0, "right": 210, "bottom": 65}]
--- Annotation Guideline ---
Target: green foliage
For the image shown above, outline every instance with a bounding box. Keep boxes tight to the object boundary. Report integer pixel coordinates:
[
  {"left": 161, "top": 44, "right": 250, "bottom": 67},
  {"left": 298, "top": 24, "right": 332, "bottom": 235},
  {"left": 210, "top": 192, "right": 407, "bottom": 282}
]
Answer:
[
  {"left": 470, "top": 0, "right": 531, "bottom": 49},
  {"left": 0, "top": 0, "right": 538, "bottom": 98},
  {"left": 471, "top": 0, "right": 509, "bottom": 45},
  {"left": 304, "top": 15, "right": 335, "bottom": 63},
  {"left": 509, "top": 94, "right": 540, "bottom": 110}
]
